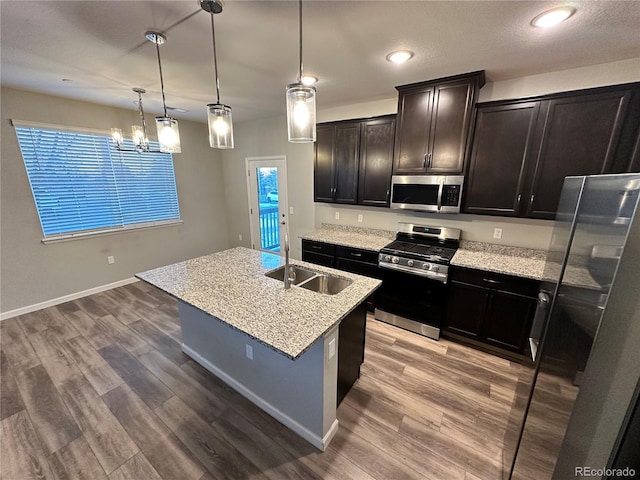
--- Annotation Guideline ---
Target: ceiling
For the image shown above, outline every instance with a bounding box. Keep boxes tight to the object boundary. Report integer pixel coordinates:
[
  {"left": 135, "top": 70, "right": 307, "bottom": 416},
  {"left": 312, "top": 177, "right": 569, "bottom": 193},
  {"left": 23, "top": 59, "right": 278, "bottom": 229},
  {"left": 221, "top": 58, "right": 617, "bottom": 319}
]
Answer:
[{"left": 2, "top": 1, "right": 639, "bottom": 124}]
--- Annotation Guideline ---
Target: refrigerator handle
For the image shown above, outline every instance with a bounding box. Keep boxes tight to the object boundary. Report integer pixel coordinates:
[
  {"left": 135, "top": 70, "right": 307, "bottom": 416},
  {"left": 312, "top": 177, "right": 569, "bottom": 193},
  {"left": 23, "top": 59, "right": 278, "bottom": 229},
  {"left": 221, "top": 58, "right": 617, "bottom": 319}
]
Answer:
[{"left": 529, "top": 291, "right": 550, "bottom": 362}]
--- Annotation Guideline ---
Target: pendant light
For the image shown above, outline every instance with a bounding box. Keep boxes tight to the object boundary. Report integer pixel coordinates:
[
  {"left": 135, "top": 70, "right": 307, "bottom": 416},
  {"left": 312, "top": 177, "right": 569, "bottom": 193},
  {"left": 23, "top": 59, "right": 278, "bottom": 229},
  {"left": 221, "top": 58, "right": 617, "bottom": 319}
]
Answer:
[
  {"left": 146, "top": 31, "right": 182, "bottom": 153},
  {"left": 286, "top": 0, "right": 316, "bottom": 143},
  {"left": 111, "top": 88, "right": 161, "bottom": 153},
  {"left": 200, "top": 0, "right": 234, "bottom": 149}
]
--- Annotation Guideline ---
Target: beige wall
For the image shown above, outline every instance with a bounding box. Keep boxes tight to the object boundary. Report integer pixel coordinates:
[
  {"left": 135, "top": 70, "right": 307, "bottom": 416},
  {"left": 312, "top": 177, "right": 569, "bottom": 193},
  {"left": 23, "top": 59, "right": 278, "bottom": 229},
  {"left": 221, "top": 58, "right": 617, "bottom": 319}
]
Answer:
[
  {"left": 1, "top": 87, "right": 229, "bottom": 314},
  {"left": 224, "top": 59, "right": 640, "bottom": 254}
]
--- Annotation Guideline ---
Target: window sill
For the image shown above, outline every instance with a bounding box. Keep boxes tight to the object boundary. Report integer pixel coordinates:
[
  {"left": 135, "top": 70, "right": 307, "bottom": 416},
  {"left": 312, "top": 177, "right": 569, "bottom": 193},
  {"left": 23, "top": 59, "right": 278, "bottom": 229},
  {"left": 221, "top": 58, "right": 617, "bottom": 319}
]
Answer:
[{"left": 41, "top": 219, "right": 183, "bottom": 244}]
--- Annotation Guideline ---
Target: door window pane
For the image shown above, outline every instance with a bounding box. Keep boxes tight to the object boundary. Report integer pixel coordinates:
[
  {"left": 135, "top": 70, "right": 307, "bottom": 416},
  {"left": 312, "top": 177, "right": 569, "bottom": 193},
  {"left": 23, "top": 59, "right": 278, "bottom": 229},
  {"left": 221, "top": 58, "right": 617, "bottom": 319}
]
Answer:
[{"left": 256, "top": 167, "right": 280, "bottom": 252}]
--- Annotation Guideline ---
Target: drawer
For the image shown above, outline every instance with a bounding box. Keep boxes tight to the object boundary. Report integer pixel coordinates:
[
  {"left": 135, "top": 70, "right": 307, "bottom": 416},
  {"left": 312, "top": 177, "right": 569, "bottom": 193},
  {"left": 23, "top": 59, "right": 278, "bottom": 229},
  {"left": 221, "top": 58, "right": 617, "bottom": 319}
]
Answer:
[
  {"left": 450, "top": 267, "right": 539, "bottom": 298},
  {"left": 335, "top": 246, "right": 379, "bottom": 265},
  {"left": 302, "top": 250, "right": 335, "bottom": 268},
  {"left": 302, "top": 239, "right": 336, "bottom": 256}
]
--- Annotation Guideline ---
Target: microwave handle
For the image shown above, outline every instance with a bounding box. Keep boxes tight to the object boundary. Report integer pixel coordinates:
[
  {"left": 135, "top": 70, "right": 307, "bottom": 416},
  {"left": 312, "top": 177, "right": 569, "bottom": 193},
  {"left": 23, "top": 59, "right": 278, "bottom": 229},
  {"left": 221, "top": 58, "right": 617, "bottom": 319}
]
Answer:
[{"left": 436, "top": 181, "right": 443, "bottom": 211}]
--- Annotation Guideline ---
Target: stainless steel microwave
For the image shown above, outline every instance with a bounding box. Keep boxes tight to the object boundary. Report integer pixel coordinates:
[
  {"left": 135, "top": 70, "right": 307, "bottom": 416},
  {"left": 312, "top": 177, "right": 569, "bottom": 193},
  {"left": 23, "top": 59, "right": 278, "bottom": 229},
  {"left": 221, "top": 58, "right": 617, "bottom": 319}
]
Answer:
[{"left": 390, "top": 175, "right": 464, "bottom": 213}]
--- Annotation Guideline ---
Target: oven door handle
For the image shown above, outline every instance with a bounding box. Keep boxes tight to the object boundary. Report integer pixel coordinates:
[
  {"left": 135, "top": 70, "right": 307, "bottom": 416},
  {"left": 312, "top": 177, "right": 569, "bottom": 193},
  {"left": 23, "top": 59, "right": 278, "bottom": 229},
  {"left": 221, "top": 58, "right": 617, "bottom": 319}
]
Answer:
[{"left": 436, "top": 180, "right": 444, "bottom": 211}]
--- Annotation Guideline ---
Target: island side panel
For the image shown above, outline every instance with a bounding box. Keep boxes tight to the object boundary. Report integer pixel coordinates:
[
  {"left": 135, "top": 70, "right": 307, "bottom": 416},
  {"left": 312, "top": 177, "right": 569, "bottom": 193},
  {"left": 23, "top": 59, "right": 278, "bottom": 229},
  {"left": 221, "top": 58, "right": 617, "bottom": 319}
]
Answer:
[{"left": 178, "top": 301, "right": 339, "bottom": 450}]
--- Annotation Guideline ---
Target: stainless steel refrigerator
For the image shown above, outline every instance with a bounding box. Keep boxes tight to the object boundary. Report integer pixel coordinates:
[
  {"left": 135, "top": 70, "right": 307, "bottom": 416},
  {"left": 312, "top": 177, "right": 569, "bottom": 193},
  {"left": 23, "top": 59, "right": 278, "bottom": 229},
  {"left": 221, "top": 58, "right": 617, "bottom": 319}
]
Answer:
[{"left": 503, "top": 173, "right": 640, "bottom": 479}]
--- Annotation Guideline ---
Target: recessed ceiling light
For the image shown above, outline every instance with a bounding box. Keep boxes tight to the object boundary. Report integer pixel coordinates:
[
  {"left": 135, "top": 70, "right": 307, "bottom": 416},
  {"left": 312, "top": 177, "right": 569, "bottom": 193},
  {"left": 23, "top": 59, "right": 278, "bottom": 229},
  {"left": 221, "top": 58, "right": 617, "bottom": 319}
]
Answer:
[
  {"left": 301, "top": 75, "right": 318, "bottom": 86},
  {"left": 386, "top": 50, "right": 414, "bottom": 64},
  {"left": 531, "top": 6, "right": 576, "bottom": 28}
]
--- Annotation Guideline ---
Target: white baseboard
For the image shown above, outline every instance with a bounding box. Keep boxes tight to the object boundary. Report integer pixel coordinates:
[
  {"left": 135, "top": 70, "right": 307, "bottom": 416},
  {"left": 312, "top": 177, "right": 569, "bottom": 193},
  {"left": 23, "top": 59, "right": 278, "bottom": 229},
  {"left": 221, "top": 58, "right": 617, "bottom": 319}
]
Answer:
[
  {"left": 0, "top": 277, "right": 139, "bottom": 321},
  {"left": 182, "top": 343, "right": 338, "bottom": 451}
]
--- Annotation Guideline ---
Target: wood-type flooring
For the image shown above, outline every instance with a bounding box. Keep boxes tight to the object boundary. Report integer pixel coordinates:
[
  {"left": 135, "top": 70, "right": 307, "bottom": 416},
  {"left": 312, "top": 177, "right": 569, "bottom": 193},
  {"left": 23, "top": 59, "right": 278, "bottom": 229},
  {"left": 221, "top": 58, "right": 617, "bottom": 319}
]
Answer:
[{"left": 1, "top": 281, "right": 528, "bottom": 479}]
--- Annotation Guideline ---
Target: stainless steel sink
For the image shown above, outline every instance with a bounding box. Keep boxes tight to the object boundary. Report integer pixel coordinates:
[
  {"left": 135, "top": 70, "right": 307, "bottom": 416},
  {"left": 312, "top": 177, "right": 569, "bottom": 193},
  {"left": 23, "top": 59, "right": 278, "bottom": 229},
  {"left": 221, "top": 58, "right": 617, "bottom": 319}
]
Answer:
[
  {"left": 298, "top": 274, "right": 352, "bottom": 295},
  {"left": 265, "top": 266, "right": 352, "bottom": 295},
  {"left": 265, "top": 265, "right": 316, "bottom": 285}
]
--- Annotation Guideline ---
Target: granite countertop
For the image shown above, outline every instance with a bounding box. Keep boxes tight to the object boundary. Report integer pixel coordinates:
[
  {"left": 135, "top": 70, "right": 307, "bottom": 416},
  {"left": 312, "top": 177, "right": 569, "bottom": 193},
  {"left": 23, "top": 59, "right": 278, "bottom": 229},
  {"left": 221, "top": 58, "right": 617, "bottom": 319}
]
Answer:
[
  {"left": 300, "top": 223, "right": 395, "bottom": 252},
  {"left": 136, "top": 247, "right": 381, "bottom": 360},
  {"left": 452, "top": 240, "right": 602, "bottom": 289},
  {"left": 451, "top": 240, "right": 547, "bottom": 280}
]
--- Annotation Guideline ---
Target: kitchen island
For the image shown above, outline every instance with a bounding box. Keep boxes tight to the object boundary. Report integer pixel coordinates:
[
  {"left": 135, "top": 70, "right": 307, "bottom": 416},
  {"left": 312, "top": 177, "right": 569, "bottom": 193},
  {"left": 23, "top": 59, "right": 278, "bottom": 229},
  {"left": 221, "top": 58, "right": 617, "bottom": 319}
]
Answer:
[{"left": 136, "top": 247, "right": 381, "bottom": 450}]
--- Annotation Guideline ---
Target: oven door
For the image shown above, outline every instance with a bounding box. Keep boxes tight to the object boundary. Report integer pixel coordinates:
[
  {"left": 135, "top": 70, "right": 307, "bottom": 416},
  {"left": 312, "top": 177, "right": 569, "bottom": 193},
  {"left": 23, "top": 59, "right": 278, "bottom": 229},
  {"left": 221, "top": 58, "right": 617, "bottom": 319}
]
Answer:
[{"left": 375, "top": 267, "right": 449, "bottom": 337}]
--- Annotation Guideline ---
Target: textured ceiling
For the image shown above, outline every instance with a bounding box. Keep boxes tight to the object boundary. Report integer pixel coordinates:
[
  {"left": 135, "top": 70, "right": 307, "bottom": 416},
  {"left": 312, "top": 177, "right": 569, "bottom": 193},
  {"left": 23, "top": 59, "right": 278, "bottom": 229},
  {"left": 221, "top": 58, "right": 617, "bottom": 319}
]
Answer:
[{"left": 2, "top": 1, "right": 639, "bottom": 123}]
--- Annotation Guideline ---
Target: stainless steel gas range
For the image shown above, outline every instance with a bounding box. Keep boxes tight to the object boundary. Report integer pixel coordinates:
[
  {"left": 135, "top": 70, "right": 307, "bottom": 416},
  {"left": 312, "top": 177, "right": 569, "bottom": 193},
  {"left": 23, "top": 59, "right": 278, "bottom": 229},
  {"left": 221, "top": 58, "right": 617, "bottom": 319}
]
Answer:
[{"left": 375, "top": 223, "right": 460, "bottom": 340}]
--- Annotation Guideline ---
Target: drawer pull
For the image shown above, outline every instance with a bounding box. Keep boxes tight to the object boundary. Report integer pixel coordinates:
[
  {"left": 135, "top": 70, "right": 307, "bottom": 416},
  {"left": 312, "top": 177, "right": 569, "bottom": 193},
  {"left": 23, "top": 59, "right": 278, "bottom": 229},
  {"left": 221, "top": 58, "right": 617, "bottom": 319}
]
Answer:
[
  {"left": 483, "top": 278, "right": 501, "bottom": 284},
  {"left": 350, "top": 253, "right": 362, "bottom": 258},
  {"left": 311, "top": 245, "right": 321, "bottom": 250}
]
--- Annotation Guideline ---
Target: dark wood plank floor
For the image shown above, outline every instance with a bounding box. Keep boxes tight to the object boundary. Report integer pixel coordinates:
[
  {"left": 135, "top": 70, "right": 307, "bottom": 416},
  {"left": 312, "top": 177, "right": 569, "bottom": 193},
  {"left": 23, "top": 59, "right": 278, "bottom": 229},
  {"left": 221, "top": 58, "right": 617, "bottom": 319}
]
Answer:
[{"left": 1, "top": 282, "right": 527, "bottom": 479}]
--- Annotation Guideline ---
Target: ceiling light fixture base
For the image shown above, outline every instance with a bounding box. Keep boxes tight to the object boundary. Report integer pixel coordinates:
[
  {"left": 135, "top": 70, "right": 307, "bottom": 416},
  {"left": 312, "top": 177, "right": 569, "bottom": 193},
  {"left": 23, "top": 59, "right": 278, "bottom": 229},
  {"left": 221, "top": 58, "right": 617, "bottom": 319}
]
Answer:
[
  {"left": 145, "top": 31, "right": 166, "bottom": 45},
  {"left": 200, "top": 0, "right": 224, "bottom": 15}
]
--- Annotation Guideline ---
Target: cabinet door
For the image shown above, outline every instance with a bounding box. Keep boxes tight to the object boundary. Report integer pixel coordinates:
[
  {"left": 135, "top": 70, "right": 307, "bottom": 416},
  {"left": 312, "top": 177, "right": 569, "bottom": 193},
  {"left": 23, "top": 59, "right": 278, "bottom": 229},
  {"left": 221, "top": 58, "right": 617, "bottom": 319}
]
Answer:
[
  {"left": 483, "top": 291, "right": 536, "bottom": 353},
  {"left": 334, "top": 123, "right": 360, "bottom": 204},
  {"left": 444, "top": 281, "right": 488, "bottom": 339},
  {"left": 358, "top": 117, "right": 396, "bottom": 206},
  {"left": 526, "top": 90, "right": 632, "bottom": 219},
  {"left": 314, "top": 125, "right": 335, "bottom": 203},
  {"left": 393, "top": 88, "right": 434, "bottom": 174},
  {"left": 464, "top": 102, "right": 540, "bottom": 216},
  {"left": 428, "top": 80, "right": 475, "bottom": 173}
]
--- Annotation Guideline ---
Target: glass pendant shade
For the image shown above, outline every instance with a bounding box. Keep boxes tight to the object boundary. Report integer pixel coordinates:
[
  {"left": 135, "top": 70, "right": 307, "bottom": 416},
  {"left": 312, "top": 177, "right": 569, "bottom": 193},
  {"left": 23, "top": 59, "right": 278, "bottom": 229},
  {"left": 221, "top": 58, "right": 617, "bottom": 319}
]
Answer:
[
  {"left": 111, "top": 128, "right": 123, "bottom": 147},
  {"left": 207, "top": 103, "right": 234, "bottom": 149},
  {"left": 131, "top": 125, "right": 148, "bottom": 150},
  {"left": 286, "top": 83, "right": 316, "bottom": 143},
  {"left": 155, "top": 116, "right": 181, "bottom": 153}
]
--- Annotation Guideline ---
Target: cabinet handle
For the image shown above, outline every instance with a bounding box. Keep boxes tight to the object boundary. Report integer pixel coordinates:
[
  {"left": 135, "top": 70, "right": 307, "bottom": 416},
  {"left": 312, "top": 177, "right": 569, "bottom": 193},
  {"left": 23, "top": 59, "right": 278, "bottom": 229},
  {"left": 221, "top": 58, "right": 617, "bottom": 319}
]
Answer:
[
  {"left": 386, "top": 189, "right": 390, "bottom": 202},
  {"left": 530, "top": 194, "right": 535, "bottom": 204},
  {"left": 350, "top": 252, "right": 362, "bottom": 258},
  {"left": 423, "top": 154, "right": 428, "bottom": 168},
  {"left": 427, "top": 153, "right": 432, "bottom": 168},
  {"left": 483, "top": 278, "right": 501, "bottom": 284},
  {"left": 517, "top": 194, "right": 522, "bottom": 204},
  {"left": 311, "top": 245, "right": 321, "bottom": 250}
]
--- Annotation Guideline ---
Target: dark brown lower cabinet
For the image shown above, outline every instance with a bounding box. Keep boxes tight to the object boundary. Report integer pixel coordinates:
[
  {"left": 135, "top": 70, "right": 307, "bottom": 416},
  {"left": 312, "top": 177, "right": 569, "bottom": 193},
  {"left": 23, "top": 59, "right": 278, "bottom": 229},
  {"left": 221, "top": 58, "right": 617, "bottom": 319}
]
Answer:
[
  {"left": 444, "top": 267, "right": 538, "bottom": 355},
  {"left": 301, "top": 240, "right": 335, "bottom": 267},
  {"left": 337, "top": 302, "right": 366, "bottom": 406}
]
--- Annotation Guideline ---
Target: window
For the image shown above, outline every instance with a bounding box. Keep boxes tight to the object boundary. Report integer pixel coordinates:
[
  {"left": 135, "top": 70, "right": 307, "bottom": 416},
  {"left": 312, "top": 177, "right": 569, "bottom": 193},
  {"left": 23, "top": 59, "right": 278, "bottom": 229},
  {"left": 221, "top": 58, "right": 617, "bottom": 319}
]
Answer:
[{"left": 13, "top": 122, "right": 181, "bottom": 242}]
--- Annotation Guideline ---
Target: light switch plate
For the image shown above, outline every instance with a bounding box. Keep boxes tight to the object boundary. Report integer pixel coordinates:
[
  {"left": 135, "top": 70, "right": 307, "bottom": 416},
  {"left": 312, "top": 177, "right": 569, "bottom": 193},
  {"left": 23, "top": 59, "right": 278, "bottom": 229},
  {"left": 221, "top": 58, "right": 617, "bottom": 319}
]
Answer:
[
  {"left": 493, "top": 228, "right": 503, "bottom": 239},
  {"left": 335, "top": 212, "right": 340, "bottom": 220},
  {"left": 357, "top": 214, "right": 363, "bottom": 223},
  {"left": 289, "top": 206, "right": 294, "bottom": 214},
  {"left": 107, "top": 255, "right": 115, "bottom": 264}
]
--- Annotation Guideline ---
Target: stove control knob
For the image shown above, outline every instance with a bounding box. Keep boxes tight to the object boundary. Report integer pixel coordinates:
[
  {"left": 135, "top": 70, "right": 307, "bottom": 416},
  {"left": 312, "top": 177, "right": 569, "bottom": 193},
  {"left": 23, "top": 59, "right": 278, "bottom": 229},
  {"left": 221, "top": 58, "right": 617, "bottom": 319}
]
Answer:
[
  {"left": 432, "top": 265, "right": 440, "bottom": 272},
  {"left": 423, "top": 263, "right": 431, "bottom": 270},
  {"left": 392, "top": 257, "right": 399, "bottom": 264},
  {"left": 385, "top": 255, "right": 391, "bottom": 262},
  {"left": 407, "top": 260, "right": 414, "bottom": 267}
]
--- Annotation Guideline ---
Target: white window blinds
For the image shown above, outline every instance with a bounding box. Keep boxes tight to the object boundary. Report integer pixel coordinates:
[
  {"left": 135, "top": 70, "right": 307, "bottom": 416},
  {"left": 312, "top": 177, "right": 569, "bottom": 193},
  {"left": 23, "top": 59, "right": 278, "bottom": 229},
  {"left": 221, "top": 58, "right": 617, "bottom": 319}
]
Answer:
[{"left": 14, "top": 124, "right": 181, "bottom": 240}]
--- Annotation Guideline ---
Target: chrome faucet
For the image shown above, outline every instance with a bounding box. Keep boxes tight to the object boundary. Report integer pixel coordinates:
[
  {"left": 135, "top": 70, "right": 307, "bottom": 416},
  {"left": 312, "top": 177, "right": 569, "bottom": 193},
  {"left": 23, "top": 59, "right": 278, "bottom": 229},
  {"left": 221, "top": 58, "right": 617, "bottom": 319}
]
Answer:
[{"left": 283, "top": 233, "right": 295, "bottom": 289}]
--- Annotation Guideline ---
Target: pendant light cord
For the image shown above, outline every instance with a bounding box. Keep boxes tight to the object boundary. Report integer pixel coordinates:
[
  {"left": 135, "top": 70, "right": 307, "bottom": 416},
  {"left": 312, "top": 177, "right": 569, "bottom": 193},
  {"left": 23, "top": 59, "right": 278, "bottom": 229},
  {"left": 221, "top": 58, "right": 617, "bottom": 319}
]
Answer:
[
  {"left": 298, "top": 0, "right": 303, "bottom": 83},
  {"left": 154, "top": 38, "right": 168, "bottom": 117},
  {"left": 137, "top": 90, "right": 149, "bottom": 142},
  {"left": 210, "top": 13, "right": 221, "bottom": 104}
]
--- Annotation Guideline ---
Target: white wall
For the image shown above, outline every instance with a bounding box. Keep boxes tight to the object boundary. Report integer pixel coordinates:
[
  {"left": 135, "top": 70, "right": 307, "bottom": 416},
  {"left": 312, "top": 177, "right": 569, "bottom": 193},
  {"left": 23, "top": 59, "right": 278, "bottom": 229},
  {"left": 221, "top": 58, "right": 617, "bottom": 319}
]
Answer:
[{"left": 1, "top": 87, "right": 230, "bottom": 314}]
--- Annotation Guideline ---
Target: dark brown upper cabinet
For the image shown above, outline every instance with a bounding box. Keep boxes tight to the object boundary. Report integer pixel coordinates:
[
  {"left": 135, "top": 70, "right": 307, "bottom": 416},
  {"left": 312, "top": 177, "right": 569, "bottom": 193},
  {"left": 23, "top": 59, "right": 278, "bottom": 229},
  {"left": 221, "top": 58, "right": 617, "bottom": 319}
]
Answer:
[
  {"left": 314, "top": 115, "right": 396, "bottom": 207},
  {"left": 526, "top": 90, "right": 633, "bottom": 218},
  {"left": 464, "top": 102, "right": 541, "bottom": 216},
  {"left": 464, "top": 82, "right": 640, "bottom": 219},
  {"left": 393, "top": 71, "right": 485, "bottom": 175},
  {"left": 358, "top": 116, "right": 396, "bottom": 206},
  {"left": 314, "top": 122, "right": 360, "bottom": 204}
]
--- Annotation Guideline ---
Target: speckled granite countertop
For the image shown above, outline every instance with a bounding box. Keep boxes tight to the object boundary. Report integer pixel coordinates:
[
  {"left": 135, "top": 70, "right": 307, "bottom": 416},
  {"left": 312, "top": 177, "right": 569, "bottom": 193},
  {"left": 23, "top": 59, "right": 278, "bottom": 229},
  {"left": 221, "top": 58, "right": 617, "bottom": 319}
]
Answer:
[
  {"left": 136, "top": 247, "right": 381, "bottom": 360},
  {"left": 452, "top": 241, "right": 602, "bottom": 289},
  {"left": 451, "top": 241, "right": 547, "bottom": 280},
  {"left": 300, "top": 223, "right": 395, "bottom": 252}
]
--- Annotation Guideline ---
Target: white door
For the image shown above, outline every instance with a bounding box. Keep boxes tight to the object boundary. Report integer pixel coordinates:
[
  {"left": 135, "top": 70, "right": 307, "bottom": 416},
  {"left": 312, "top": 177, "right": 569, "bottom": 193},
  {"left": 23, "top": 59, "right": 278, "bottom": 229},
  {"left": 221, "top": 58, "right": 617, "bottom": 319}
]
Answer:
[{"left": 246, "top": 156, "right": 289, "bottom": 253}]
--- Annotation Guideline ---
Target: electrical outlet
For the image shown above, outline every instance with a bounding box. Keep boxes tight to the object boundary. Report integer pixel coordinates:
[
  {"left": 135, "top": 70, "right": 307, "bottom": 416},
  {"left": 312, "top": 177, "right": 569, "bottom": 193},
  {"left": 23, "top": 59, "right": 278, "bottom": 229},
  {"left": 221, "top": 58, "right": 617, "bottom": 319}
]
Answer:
[
  {"left": 107, "top": 256, "right": 115, "bottom": 264},
  {"left": 246, "top": 344, "right": 253, "bottom": 360},
  {"left": 335, "top": 211, "right": 340, "bottom": 220},
  {"left": 289, "top": 206, "right": 294, "bottom": 214},
  {"left": 357, "top": 214, "right": 363, "bottom": 223},
  {"left": 493, "top": 228, "right": 503, "bottom": 239},
  {"left": 238, "top": 234, "right": 242, "bottom": 241},
  {"left": 328, "top": 338, "right": 336, "bottom": 359}
]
